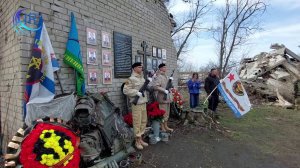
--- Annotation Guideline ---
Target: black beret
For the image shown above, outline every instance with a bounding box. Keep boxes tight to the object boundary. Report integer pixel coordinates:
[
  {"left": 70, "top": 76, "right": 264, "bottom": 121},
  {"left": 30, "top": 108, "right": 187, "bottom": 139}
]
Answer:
[
  {"left": 158, "top": 63, "right": 166, "bottom": 69},
  {"left": 132, "top": 62, "right": 142, "bottom": 69}
]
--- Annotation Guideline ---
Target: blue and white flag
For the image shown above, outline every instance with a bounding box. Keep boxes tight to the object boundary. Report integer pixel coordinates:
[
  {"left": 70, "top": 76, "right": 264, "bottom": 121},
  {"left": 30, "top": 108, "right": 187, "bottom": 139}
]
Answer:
[
  {"left": 24, "top": 16, "right": 59, "bottom": 116},
  {"left": 218, "top": 70, "right": 251, "bottom": 118}
]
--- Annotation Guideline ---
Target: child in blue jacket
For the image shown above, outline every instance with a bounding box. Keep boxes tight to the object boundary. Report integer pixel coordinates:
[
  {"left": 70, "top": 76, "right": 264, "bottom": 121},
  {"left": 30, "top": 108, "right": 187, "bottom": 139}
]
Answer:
[{"left": 187, "top": 73, "right": 201, "bottom": 109}]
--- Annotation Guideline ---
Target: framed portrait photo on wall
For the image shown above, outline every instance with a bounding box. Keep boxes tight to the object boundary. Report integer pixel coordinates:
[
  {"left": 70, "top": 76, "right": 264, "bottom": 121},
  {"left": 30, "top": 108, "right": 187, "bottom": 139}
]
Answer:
[
  {"left": 152, "top": 47, "right": 157, "bottom": 57},
  {"left": 87, "top": 48, "right": 98, "bottom": 65},
  {"left": 157, "top": 48, "right": 162, "bottom": 58},
  {"left": 103, "top": 68, "right": 112, "bottom": 84},
  {"left": 157, "top": 59, "right": 162, "bottom": 67},
  {"left": 86, "top": 28, "right": 97, "bottom": 45},
  {"left": 88, "top": 69, "right": 98, "bottom": 85},
  {"left": 135, "top": 55, "right": 142, "bottom": 63},
  {"left": 147, "top": 57, "right": 152, "bottom": 71},
  {"left": 162, "top": 49, "right": 166, "bottom": 59},
  {"left": 102, "top": 31, "right": 111, "bottom": 48},
  {"left": 102, "top": 49, "right": 112, "bottom": 66},
  {"left": 152, "top": 59, "right": 158, "bottom": 71}
]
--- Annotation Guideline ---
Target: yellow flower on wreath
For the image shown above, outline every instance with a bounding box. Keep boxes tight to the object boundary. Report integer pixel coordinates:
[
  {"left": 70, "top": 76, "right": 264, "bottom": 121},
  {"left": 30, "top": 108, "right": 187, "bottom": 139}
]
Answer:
[{"left": 38, "top": 129, "right": 75, "bottom": 167}]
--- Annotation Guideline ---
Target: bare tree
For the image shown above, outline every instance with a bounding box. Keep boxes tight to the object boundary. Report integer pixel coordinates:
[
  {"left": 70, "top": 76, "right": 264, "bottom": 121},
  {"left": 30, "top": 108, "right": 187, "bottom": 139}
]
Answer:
[
  {"left": 198, "top": 60, "right": 219, "bottom": 73},
  {"left": 180, "top": 62, "right": 199, "bottom": 72},
  {"left": 170, "top": 0, "right": 214, "bottom": 59},
  {"left": 213, "top": 0, "right": 266, "bottom": 77}
]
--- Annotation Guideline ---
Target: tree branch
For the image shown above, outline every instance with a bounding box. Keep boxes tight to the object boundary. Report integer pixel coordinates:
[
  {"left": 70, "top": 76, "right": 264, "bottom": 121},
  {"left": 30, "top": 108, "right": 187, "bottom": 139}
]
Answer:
[
  {"left": 215, "top": 0, "right": 266, "bottom": 77},
  {"left": 171, "top": 0, "right": 213, "bottom": 59}
]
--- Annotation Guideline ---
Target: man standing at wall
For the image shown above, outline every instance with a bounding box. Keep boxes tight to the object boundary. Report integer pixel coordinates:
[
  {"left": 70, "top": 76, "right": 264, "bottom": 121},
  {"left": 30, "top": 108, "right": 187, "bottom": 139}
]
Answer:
[
  {"left": 204, "top": 68, "right": 220, "bottom": 119},
  {"left": 123, "top": 62, "right": 148, "bottom": 150},
  {"left": 153, "top": 63, "right": 173, "bottom": 132}
]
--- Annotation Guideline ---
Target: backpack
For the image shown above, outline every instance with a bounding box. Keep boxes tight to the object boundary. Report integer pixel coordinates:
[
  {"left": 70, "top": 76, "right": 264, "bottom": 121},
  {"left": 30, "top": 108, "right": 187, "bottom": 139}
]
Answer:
[
  {"left": 79, "top": 128, "right": 103, "bottom": 166},
  {"left": 73, "top": 96, "right": 95, "bottom": 132}
]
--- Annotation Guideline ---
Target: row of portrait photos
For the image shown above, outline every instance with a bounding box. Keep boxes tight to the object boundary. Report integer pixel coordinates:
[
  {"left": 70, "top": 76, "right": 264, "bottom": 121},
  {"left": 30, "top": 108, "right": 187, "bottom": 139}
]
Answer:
[
  {"left": 86, "top": 28, "right": 112, "bottom": 85},
  {"left": 86, "top": 28, "right": 168, "bottom": 84}
]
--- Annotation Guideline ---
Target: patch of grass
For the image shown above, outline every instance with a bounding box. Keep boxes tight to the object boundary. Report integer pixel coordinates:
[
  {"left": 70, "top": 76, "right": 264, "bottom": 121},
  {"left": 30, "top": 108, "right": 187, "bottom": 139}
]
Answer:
[
  {"left": 179, "top": 88, "right": 300, "bottom": 162},
  {"left": 221, "top": 106, "right": 299, "bottom": 132},
  {"left": 220, "top": 105, "right": 300, "bottom": 155}
]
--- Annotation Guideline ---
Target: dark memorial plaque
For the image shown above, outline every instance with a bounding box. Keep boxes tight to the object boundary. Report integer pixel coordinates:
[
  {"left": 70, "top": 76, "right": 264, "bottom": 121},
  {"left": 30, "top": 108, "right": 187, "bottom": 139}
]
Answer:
[{"left": 113, "top": 32, "right": 132, "bottom": 78}]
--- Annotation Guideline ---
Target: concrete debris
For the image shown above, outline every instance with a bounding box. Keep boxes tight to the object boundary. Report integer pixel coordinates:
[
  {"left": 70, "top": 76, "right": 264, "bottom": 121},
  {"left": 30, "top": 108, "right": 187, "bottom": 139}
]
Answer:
[{"left": 239, "top": 44, "right": 300, "bottom": 107}]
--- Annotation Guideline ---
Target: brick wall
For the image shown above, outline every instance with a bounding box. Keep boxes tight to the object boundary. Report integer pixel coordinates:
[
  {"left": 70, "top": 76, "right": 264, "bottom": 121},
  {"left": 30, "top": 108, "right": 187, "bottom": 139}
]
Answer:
[
  {"left": 0, "top": 0, "right": 177, "bottom": 150},
  {"left": 0, "top": 0, "right": 23, "bottom": 152}
]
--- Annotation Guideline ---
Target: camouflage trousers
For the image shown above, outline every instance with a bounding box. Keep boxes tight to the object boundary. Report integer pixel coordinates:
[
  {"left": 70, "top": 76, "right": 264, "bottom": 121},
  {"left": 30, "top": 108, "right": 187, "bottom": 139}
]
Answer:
[
  {"left": 131, "top": 103, "right": 147, "bottom": 137},
  {"left": 159, "top": 103, "right": 170, "bottom": 122}
]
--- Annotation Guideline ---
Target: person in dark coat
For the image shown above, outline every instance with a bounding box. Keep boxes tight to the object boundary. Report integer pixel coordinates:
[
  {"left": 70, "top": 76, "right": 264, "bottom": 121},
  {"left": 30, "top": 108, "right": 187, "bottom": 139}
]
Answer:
[
  {"left": 204, "top": 69, "right": 220, "bottom": 117},
  {"left": 187, "top": 73, "right": 201, "bottom": 109}
]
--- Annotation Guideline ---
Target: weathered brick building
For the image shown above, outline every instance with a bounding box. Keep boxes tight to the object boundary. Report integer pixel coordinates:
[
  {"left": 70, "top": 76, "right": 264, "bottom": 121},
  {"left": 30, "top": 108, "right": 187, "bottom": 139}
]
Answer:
[{"left": 0, "top": 0, "right": 177, "bottom": 149}]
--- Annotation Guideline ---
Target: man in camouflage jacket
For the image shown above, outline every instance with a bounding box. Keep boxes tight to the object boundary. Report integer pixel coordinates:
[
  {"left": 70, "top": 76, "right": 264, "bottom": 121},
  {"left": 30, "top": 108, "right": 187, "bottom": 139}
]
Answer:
[
  {"left": 153, "top": 63, "right": 174, "bottom": 132},
  {"left": 123, "top": 62, "right": 148, "bottom": 150}
]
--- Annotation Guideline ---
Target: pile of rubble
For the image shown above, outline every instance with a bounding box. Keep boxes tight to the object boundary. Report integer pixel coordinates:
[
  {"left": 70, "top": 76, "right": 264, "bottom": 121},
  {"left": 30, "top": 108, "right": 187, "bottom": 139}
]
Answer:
[{"left": 239, "top": 44, "right": 300, "bottom": 108}]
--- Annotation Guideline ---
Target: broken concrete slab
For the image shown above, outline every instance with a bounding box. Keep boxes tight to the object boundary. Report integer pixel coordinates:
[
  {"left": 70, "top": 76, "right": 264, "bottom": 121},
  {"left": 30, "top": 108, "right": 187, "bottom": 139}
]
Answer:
[
  {"left": 282, "top": 61, "right": 300, "bottom": 79},
  {"left": 285, "top": 48, "right": 300, "bottom": 61},
  {"left": 239, "top": 44, "right": 300, "bottom": 107},
  {"left": 275, "top": 89, "right": 294, "bottom": 108},
  {"left": 273, "top": 69, "right": 290, "bottom": 81}
]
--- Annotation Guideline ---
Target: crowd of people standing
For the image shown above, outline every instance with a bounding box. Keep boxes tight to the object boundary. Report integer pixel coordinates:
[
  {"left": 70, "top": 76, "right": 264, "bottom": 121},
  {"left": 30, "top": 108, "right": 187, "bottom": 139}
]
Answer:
[{"left": 123, "top": 62, "right": 221, "bottom": 150}]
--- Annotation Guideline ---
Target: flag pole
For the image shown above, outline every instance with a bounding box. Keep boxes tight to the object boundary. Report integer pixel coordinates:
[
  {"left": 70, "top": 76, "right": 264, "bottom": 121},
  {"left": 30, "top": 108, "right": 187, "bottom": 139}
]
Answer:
[
  {"left": 203, "top": 68, "right": 236, "bottom": 104},
  {"left": 55, "top": 71, "right": 64, "bottom": 94},
  {"left": 203, "top": 85, "right": 218, "bottom": 104},
  {"left": 203, "top": 76, "right": 226, "bottom": 104},
  {"left": 1, "top": 73, "right": 16, "bottom": 151}
]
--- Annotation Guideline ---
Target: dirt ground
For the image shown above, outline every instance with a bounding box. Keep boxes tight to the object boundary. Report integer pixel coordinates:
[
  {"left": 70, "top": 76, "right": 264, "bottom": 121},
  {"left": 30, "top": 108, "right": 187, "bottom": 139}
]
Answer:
[{"left": 138, "top": 105, "right": 300, "bottom": 168}]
